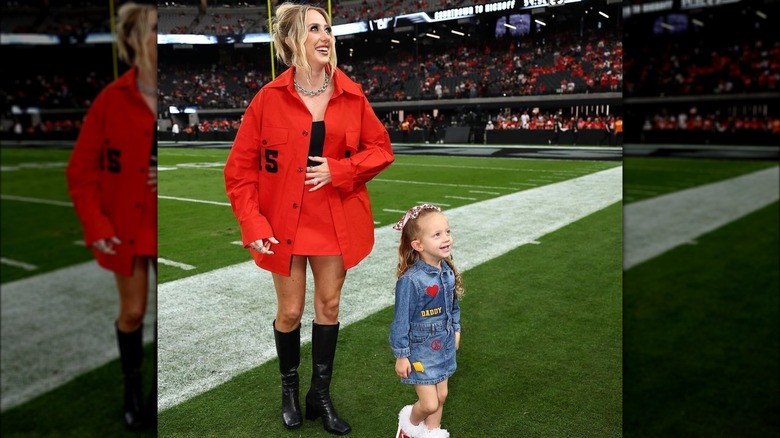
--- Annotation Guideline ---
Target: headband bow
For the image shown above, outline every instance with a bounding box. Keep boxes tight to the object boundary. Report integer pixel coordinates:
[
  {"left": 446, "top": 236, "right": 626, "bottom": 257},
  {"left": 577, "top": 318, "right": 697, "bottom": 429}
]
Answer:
[{"left": 392, "top": 203, "right": 441, "bottom": 231}]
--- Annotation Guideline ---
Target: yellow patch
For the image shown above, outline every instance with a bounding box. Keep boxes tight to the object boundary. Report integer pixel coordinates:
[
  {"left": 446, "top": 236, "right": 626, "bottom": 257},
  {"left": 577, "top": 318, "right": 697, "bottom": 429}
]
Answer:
[
  {"left": 412, "top": 362, "right": 425, "bottom": 372},
  {"left": 420, "top": 306, "right": 442, "bottom": 317}
]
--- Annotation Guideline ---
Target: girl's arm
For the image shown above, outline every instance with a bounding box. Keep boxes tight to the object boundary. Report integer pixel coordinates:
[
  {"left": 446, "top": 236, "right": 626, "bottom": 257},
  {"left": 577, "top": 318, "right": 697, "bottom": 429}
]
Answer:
[
  {"left": 389, "top": 276, "right": 415, "bottom": 359},
  {"left": 452, "top": 291, "right": 462, "bottom": 333}
]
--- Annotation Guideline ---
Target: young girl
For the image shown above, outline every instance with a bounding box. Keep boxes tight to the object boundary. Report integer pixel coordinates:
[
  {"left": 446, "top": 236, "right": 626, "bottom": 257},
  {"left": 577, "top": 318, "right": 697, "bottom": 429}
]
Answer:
[{"left": 389, "top": 204, "right": 463, "bottom": 438}]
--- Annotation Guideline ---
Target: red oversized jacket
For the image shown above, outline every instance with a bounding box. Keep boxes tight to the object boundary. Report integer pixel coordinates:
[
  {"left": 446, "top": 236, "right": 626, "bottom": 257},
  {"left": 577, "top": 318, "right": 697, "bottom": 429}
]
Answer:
[
  {"left": 224, "top": 67, "right": 395, "bottom": 276},
  {"left": 66, "top": 67, "right": 156, "bottom": 276}
]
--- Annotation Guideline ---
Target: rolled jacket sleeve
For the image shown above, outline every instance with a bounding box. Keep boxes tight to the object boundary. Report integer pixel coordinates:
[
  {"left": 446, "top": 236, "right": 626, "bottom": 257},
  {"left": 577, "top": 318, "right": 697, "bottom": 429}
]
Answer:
[
  {"left": 452, "top": 293, "right": 462, "bottom": 333},
  {"left": 389, "top": 275, "right": 416, "bottom": 358},
  {"left": 66, "top": 92, "right": 115, "bottom": 246},
  {"left": 329, "top": 96, "right": 394, "bottom": 193},
  {"left": 224, "top": 96, "right": 274, "bottom": 246}
]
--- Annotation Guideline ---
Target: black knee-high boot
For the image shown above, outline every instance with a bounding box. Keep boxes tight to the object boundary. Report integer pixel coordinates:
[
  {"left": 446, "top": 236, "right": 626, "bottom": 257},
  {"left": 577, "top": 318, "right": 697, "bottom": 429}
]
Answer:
[
  {"left": 274, "top": 321, "right": 302, "bottom": 429},
  {"left": 115, "top": 323, "right": 147, "bottom": 430},
  {"left": 305, "top": 322, "right": 351, "bottom": 435}
]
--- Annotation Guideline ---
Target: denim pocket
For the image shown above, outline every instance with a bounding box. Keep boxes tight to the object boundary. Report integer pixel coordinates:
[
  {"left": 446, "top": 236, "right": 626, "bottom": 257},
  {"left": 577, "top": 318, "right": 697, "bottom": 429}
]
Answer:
[{"left": 410, "top": 329, "right": 430, "bottom": 345}]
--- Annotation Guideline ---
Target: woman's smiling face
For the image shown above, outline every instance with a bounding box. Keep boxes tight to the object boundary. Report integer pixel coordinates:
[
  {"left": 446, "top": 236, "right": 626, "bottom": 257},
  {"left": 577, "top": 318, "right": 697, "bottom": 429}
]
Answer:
[{"left": 303, "top": 9, "right": 332, "bottom": 70}]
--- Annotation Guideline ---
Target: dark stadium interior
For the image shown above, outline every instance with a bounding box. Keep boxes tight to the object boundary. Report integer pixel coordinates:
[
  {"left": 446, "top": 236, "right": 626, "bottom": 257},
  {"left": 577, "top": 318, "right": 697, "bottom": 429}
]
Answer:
[{"left": 1, "top": 0, "right": 777, "bottom": 149}]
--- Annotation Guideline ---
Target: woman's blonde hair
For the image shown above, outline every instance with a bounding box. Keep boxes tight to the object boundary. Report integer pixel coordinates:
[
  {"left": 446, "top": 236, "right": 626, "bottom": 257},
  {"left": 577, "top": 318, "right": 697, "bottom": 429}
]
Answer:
[
  {"left": 271, "top": 2, "right": 337, "bottom": 84},
  {"left": 116, "top": 2, "right": 156, "bottom": 71},
  {"left": 396, "top": 206, "right": 464, "bottom": 300}
]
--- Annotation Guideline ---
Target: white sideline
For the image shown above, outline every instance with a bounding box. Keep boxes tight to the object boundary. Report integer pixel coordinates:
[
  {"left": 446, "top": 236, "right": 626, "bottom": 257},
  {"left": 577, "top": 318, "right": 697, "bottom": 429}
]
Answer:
[
  {"left": 157, "top": 166, "right": 623, "bottom": 411},
  {"left": 1, "top": 260, "right": 156, "bottom": 412},
  {"left": 624, "top": 166, "right": 780, "bottom": 270}
]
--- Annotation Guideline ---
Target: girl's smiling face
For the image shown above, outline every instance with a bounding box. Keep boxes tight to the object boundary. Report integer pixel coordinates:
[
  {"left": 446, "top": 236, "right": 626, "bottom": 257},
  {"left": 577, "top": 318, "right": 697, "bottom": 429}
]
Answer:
[{"left": 411, "top": 212, "right": 453, "bottom": 267}]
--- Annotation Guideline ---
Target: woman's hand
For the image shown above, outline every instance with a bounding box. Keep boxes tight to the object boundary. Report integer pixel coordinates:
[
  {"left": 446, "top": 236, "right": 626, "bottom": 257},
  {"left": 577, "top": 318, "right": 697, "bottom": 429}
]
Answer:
[
  {"left": 92, "top": 236, "right": 122, "bottom": 255},
  {"left": 306, "top": 156, "right": 331, "bottom": 192},
  {"left": 395, "top": 357, "right": 411, "bottom": 379},
  {"left": 249, "top": 237, "right": 279, "bottom": 255}
]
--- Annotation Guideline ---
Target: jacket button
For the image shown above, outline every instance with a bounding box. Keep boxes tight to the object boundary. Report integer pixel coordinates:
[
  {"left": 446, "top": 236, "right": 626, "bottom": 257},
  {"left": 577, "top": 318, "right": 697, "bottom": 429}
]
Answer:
[
  {"left": 135, "top": 202, "right": 141, "bottom": 208},
  {"left": 297, "top": 167, "right": 304, "bottom": 172},
  {"left": 286, "top": 239, "right": 292, "bottom": 244},
  {"left": 302, "top": 130, "right": 308, "bottom": 136},
  {"left": 292, "top": 203, "right": 299, "bottom": 208},
  {"left": 262, "top": 139, "right": 267, "bottom": 145},
  {"left": 129, "top": 239, "right": 135, "bottom": 245}
]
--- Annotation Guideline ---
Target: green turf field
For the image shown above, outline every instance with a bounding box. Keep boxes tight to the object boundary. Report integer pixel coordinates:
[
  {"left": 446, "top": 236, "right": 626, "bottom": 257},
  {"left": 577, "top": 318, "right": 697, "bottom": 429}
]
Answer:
[
  {"left": 623, "top": 157, "right": 779, "bottom": 437},
  {"left": 153, "top": 149, "right": 623, "bottom": 437},
  {"left": 157, "top": 150, "right": 619, "bottom": 283},
  {"left": 1, "top": 148, "right": 93, "bottom": 284},
  {"left": 2, "top": 148, "right": 624, "bottom": 437},
  {"left": 6, "top": 148, "right": 777, "bottom": 437}
]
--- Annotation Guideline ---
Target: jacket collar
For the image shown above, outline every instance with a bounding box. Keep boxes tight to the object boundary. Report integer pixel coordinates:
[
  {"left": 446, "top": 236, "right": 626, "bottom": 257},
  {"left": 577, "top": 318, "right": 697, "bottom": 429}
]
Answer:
[
  {"left": 115, "top": 66, "right": 139, "bottom": 91},
  {"left": 413, "top": 258, "right": 447, "bottom": 274},
  {"left": 267, "top": 66, "right": 363, "bottom": 98}
]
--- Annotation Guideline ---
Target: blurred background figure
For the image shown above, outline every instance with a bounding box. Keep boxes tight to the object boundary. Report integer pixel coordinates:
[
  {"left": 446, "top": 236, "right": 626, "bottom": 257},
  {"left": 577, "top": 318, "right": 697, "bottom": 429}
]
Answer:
[
  {"left": 66, "top": 1, "right": 158, "bottom": 431},
  {"left": 1, "top": 0, "right": 158, "bottom": 436}
]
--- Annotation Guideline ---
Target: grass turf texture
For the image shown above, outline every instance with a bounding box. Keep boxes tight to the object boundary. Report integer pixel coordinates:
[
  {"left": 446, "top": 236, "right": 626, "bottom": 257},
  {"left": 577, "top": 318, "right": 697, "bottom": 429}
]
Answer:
[
  {"left": 157, "top": 202, "right": 622, "bottom": 437},
  {"left": 623, "top": 157, "right": 779, "bottom": 437},
  {"left": 0, "top": 344, "right": 157, "bottom": 438},
  {"left": 622, "top": 157, "right": 778, "bottom": 202},
  {"left": 1, "top": 148, "right": 621, "bottom": 435},
  {"left": 157, "top": 149, "right": 619, "bottom": 283},
  {"left": 1, "top": 148, "right": 91, "bottom": 284}
]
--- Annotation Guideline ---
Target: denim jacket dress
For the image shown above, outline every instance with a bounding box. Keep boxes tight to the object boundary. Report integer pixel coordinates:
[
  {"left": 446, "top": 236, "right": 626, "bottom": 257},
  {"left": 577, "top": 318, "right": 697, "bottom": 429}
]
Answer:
[{"left": 389, "top": 258, "right": 461, "bottom": 385}]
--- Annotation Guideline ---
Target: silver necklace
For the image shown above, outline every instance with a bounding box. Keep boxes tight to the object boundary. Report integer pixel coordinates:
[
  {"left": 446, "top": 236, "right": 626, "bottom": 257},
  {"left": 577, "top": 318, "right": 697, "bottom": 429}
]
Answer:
[{"left": 294, "top": 74, "right": 330, "bottom": 97}]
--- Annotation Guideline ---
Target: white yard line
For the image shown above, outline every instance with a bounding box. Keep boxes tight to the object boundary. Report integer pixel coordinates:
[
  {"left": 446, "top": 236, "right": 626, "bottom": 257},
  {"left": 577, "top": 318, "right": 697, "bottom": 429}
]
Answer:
[
  {"left": 1, "top": 261, "right": 156, "bottom": 412},
  {"left": 158, "top": 195, "right": 231, "bottom": 207},
  {"left": 1, "top": 194, "right": 72, "bottom": 207},
  {"left": 157, "top": 166, "right": 623, "bottom": 411},
  {"left": 373, "top": 178, "right": 513, "bottom": 191},
  {"left": 624, "top": 166, "right": 779, "bottom": 270},
  {"left": 0, "top": 258, "right": 38, "bottom": 271},
  {"left": 158, "top": 258, "right": 197, "bottom": 271}
]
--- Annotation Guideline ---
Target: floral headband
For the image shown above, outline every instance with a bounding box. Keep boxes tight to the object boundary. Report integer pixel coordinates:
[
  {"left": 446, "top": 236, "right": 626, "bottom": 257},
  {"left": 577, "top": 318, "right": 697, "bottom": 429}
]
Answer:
[{"left": 392, "top": 203, "right": 441, "bottom": 231}]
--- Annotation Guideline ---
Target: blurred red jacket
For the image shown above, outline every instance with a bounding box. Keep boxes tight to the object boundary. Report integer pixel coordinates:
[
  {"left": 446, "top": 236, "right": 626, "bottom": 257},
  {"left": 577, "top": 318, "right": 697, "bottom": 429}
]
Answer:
[
  {"left": 224, "top": 67, "right": 394, "bottom": 276},
  {"left": 66, "top": 66, "right": 156, "bottom": 276}
]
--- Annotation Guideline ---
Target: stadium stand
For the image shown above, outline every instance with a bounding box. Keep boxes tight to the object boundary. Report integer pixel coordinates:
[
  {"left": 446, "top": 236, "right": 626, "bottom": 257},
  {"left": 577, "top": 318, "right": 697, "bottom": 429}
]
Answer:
[
  {"left": 155, "top": 0, "right": 623, "bottom": 145},
  {"left": 2, "top": 0, "right": 624, "bottom": 146},
  {"left": 622, "top": 0, "right": 779, "bottom": 146}
]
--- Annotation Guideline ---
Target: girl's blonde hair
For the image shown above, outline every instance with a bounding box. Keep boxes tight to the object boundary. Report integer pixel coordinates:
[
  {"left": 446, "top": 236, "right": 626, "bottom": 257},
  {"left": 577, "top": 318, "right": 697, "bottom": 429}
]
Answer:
[
  {"left": 271, "top": 2, "right": 337, "bottom": 84},
  {"left": 116, "top": 2, "right": 156, "bottom": 71},
  {"left": 396, "top": 205, "right": 464, "bottom": 299}
]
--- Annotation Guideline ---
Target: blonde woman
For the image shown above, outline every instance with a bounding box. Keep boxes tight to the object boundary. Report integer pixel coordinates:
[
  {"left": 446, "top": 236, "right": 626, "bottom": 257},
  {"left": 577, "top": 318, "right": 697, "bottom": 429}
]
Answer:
[
  {"left": 224, "top": 2, "right": 394, "bottom": 435},
  {"left": 66, "top": 2, "right": 158, "bottom": 430}
]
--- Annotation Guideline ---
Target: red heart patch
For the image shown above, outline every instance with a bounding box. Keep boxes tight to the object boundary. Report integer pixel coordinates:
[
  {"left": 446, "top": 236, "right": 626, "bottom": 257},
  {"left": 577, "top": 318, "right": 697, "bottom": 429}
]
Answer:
[{"left": 426, "top": 284, "right": 439, "bottom": 297}]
